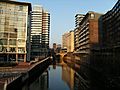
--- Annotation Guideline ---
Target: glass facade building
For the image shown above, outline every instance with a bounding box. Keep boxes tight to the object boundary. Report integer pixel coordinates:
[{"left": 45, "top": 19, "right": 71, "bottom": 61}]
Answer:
[
  {"left": 0, "top": 0, "right": 31, "bottom": 62},
  {"left": 30, "top": 5, "right": 50, "bottom": 60}
]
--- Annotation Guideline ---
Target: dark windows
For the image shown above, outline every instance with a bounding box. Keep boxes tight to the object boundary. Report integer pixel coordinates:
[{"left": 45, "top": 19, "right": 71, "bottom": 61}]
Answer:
[{"left": 19, "top": 6, "right": 23, "bottom": 11}]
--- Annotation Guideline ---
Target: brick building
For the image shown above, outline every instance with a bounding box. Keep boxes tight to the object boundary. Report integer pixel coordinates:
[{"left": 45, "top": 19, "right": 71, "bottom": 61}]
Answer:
[{"left": 76, "top": 11, "right": 102, "bottom": 54}]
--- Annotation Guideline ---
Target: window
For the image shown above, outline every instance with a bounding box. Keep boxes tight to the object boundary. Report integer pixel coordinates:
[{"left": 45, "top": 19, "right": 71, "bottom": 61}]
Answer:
[
  {"left": 19, "top": 6, "right": 23, "bottom": 11},
  {"left": 9, "top": 39, "right": 16, "bottom": 45},
  {"left": 0, "top": 39, "right": 7, "bottom": 45},
  {"left": 18, "top": 47, "right": 24, "bottom": 53},
  {"left": 9, "top": 33, "right": 17, "bottom": 38},
  {"left": 0, "top": 7, "right": 3, "bottom": 14},
  {"left": 0, "top": 45, "right": 2, "bottom": 52},
  {"left": 18, "top": 39, "right": 25, "bottom": 45},
  {"left": 10, "top": 47, "right": 16, "bottom": 52}
]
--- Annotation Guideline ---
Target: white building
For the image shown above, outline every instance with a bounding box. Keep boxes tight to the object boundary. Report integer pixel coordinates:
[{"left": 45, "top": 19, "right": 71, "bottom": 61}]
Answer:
[
  {"left": 62, "top": 31, "right": 74, "bottom": 52},
  {"left": 30, "top": 5, "right": 50, "bottom": 60}
]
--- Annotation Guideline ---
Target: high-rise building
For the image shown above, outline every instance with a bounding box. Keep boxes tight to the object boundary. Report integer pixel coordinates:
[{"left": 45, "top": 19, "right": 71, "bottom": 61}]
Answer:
[
  {"left": 74, "top": 14, "right": 85, "bottom": 52},
  {"left": 76, "top": 11, "right": 102, "bottom": 54},
  {"left": 75, "top": 14, "right": 85, "bottom": 28},
  {"left": 30, "top": 5, "right": 50, "bottom": 60},
  {"left": 0, "top": 0, "right": 31, "bottom": 62},
  {"left": 62, "top": 32, "right": 68, "bottom": 49},
  {"left": 100, "top": 0, "right": 120, "bottom": 51},
  {"left": 62, "top": 31, "right": 74, "bottom": 52},
  {"left": 42, "top": 10, "right": 50, "bottom": 47}
]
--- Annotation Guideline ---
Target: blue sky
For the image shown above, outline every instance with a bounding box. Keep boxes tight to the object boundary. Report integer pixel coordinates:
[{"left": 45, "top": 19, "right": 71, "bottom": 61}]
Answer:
[{"left": 19, "top": 0, "right": 117, "bottom": 47}]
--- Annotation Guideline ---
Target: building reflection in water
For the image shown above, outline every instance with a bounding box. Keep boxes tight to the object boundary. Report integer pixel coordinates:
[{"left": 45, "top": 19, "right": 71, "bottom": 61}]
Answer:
[
  {"left": 61, "top": 64, "right": 86, "bottom": 90},
  {"left": 62, "top": 65, "right": 74, "bottom": 90},
  {"left": 22, "top": 60, "right": 87, "bottom": 90},
  {"left": 22, "top": 70, "right": 49, "bottom": 90},
  {"left": 19, "top": 54, "right": 120, "bottom": 90}
]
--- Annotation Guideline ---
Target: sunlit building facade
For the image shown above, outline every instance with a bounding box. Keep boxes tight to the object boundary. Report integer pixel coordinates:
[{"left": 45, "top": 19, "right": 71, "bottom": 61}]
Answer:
[
  {"left": 0, "top": 0, "right": 31, "bottom": 62},
  {"left": 62, "top": 32, "right": 68, "bottom": 49},
  {"left": 75, "top": 14, "right": 85, "bottom": 28},
  {"left": 74, "top": 14, "right": 85, "bottom": 52},
  {"left": 78, "top": 11, "right": 102, "bottom": 54},
  {"left": 62, "top": 31, "right": 74, "bottom": 52},
  {"left": 30, "top": 5, "right": 50, "bottom": 60}
]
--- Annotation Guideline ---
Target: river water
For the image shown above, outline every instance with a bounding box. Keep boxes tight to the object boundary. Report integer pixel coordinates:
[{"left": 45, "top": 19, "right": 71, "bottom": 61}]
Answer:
[
  {"left": 21, "top": 60, "right": 85, "bottom": 90},
  {"left": 21, "top": 57, "right": 120, "bottom": 90}
]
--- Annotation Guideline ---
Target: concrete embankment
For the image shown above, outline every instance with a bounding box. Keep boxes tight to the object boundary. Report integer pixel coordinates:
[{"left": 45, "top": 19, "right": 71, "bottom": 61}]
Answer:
[{"left": 4, "top": 57, "right": 52, "bottom": 90}]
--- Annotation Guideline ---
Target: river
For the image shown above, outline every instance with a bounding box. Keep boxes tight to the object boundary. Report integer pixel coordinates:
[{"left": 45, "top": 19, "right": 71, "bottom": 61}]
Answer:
[
  {"left": 21, "top": 60, "right": 87, "bottom": 90},
  {"left": 20, "top": 55, "right": 120, "bottom": 90}
]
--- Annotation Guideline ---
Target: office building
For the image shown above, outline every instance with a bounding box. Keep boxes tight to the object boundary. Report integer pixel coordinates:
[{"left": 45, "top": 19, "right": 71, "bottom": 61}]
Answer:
[
  {"left": 0, "top": 0, "right": 31, "bottom": 62},
  {"left": 62, "top": 31, "right": 74, "bottom": 52},
  {"left": 62, "top": 32, "right": 68, "bottom": 49},
  {"left": 30, "top": 5, "right": 50, "bottom": 60}
]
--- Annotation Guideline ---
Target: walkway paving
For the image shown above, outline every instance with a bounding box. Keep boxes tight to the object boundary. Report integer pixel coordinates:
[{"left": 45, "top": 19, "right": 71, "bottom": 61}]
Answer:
[
  {"left": 0, "top": 62, "right": 32, "bottom": 89},
  {"left": 0, "top": 57, "right": 50, "bottom": 89}
]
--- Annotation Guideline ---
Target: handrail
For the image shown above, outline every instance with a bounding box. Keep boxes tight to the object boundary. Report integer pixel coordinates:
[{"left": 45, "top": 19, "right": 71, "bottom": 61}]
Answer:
[
  {"left": 4, "top": 57, "right": 51, "bottom": 90},
  {"left": 28, "top": 57, "right": 50, "bottom": 71}
]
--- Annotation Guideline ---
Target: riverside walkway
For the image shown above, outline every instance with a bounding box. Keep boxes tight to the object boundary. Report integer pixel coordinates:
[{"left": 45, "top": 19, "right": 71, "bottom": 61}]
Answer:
[
  {"left": 0, "top": 62, "right": 32, "bottom": 90},
  {"left": 0, "top": 57, "right": 52, "bottom": 90}
]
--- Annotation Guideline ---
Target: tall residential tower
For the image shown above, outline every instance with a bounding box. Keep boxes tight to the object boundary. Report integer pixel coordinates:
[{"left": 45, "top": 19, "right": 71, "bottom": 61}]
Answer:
[
  {"left": 78, "top": 11, "right": 102, "bottom": 54},
  {"left": 30, "top": 5, "right": 50, "bottom": 60},
  {"left": 74, "top": 14, "right": 85, "bottom": 52}
]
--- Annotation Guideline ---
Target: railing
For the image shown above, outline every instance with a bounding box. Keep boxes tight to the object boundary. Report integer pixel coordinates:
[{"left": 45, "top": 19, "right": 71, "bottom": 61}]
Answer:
[
  {"left": 4, "top": 75, "right": 21, "bottom": 90},
  {"left": 4, "top": 57, "right": 52, "bottom": 90}
]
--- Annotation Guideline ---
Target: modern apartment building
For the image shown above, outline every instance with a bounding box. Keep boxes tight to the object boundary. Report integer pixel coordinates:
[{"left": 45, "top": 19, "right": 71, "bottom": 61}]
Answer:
[
  {"left": 42, "top": 10, "right": 50, "bottom": 47},
  {"left": 30, "top": 5, "right": 50, "bottom": 60},
  {"left": 62, "top": 32, "right": 68, "bottom": 49},
  {"left": 62, "top": 31, "right": 74, "bottom": 52},
  {"left": 74, "top": 14, "right": 85, "bottom": 52},
  {"left": 0, "top": 0, "right": 31, "bottom": 62},
  {"left": 100, "top": 0, "right": 120, "bottom": 51},
  {"left": 75, "top": 14, "right": 85, "bottom": 28},
  {"left": 77, "top": 11, "right": 102, "bottom": 54}
]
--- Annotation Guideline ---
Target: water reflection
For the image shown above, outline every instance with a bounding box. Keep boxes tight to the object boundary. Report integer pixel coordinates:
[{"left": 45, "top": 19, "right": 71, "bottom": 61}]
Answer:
[
  {"left": 48, "top": 64, "right": 69, "bottom": 90},
  {"left": 64, "top": 52, "right": 120, "bottom": 90},
  {"left": 21, "top": 60, "right": 84, "bottom": 90},
  {"left": 21, "top": 52, "right": 120, "bottom": 90},
  {"left": 62, "top": 65, "right": 74, "bottom": 90},
  {"left": 22, "top": 70, "right": 49, "bottom": 90}
]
